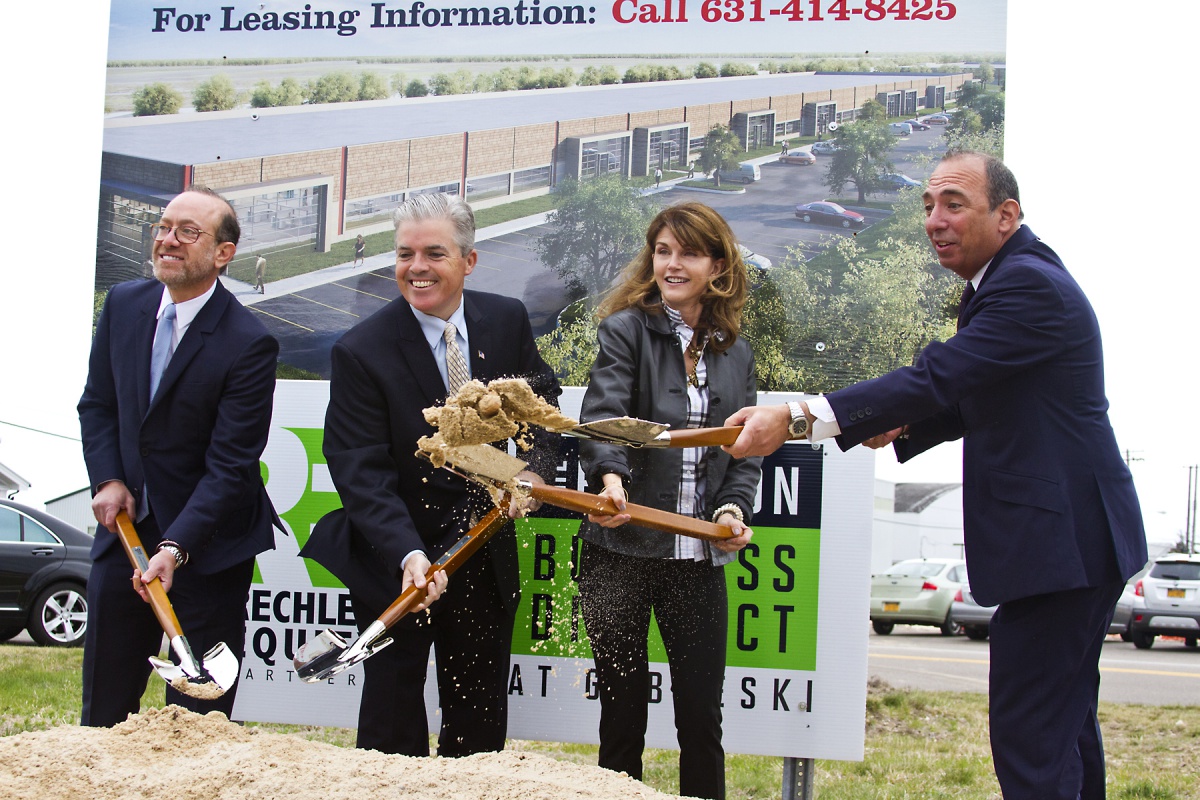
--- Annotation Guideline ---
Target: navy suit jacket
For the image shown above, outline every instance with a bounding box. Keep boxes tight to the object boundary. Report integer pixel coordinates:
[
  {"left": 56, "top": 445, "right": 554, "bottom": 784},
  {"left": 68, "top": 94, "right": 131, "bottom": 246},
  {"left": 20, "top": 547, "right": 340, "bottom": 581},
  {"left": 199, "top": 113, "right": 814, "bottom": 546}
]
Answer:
[
  {"left": 299, "top": 290, "right": 562, "bottom": 614},
  {"left": 79, "top": 278, "right": 280, "bottom": 573},
  {"left": 827, "top": 226, "right": 1146, "bottom": 606}
]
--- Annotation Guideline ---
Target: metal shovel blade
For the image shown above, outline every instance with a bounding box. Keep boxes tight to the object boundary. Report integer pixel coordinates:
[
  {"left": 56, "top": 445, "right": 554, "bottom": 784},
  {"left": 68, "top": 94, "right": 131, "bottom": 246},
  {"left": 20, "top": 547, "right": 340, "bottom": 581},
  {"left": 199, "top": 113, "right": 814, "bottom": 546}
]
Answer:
[
  {"left": 148, "top": 640, "right": 239, "bottom": 699},
  {"left": 294, "top": 628, "right": 394, "bottom": 683},
  {"left": 564, "top": 417, "right": 670, "bottom": 446}
]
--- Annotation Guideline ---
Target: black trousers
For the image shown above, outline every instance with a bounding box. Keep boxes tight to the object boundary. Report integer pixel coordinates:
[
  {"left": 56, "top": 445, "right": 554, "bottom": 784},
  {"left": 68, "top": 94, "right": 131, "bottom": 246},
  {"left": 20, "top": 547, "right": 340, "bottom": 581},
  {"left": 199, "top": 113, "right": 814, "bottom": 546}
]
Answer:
[
  {"left": 988, "top": 579, "right": 1124, "bottom": 799},
  {"left": 578, "top": 541, "right": 728, "bottom": 800},
  {"left": 350, "top": 551, "right": 515, "bottom": 757},
  {"left": 81, "top": 515, "right": 255, "bottom": 727}
]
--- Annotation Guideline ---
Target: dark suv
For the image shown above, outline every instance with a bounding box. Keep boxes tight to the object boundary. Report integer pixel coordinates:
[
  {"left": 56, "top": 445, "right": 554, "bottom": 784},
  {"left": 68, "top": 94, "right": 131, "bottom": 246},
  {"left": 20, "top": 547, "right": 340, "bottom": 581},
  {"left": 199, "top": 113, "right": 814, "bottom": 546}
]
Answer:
[
  {"left": 1128, "top": 554, "right": 1200, "bottom": 650},
  {"left": 0, "top": 498, "right": 93, "bottom": 646}
]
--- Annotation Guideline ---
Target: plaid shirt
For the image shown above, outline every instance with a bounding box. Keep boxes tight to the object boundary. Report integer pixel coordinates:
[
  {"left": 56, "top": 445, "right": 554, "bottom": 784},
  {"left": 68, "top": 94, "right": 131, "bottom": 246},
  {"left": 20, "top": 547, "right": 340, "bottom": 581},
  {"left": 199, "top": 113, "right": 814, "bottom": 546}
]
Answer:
[{"left": 663, "top": 304, "right": 710, "bottom": 561}]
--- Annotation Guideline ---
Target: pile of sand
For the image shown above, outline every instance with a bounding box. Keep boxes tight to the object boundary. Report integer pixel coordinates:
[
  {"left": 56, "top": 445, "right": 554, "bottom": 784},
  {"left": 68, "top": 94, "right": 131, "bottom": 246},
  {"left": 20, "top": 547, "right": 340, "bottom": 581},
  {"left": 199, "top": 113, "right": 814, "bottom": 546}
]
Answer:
[
  {"left": 0, "top": 706, "right": 691, "bottom": 800},
  {"left": 418, "top": 378, "right": 577, "bottom": 467}
]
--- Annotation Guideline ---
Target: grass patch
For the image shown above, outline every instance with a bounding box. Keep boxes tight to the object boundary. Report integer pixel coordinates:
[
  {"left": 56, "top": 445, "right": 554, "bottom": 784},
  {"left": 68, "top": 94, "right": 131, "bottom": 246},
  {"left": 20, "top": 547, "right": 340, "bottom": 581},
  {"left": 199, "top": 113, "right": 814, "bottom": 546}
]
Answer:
[{"left": 4, "top": 644, "right": 1198, "bottom": 799}]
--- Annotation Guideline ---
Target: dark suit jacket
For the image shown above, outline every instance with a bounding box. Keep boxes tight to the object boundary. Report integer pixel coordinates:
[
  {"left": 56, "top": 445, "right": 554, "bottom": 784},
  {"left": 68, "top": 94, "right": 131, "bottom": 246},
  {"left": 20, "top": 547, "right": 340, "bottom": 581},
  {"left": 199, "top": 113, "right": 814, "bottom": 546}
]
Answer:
[
  {"left": 78, "top": 278, "right": 280, "bottom": 573},
  {"left": 827, "top": 226, "right": 1146, "bottom": 606},
  {"left": 300, "top": 290, "right": 562, "bottom": 614}
]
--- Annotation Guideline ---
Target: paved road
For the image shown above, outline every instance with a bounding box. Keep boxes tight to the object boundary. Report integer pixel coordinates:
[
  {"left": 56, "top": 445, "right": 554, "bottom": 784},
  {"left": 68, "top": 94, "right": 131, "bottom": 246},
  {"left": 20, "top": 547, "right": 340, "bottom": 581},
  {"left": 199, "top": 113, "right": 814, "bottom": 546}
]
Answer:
[{"left": 868, "top": 625, "right": 1200, "bottom": 706}]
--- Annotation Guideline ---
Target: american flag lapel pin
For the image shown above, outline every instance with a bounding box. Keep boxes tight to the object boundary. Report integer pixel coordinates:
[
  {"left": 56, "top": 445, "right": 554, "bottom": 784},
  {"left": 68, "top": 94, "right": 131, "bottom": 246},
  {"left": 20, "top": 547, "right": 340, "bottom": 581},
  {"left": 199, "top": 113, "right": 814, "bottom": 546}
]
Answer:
[{"left": 477, "top": 351, "right": 485, "bottom": 360}]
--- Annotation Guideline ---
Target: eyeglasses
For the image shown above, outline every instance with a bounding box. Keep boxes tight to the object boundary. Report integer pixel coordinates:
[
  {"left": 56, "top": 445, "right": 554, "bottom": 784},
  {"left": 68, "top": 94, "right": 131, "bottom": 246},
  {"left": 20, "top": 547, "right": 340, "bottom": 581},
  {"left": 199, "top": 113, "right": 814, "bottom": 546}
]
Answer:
[{"left": 150, "top": 224, "right": 213, "bottom": 244}]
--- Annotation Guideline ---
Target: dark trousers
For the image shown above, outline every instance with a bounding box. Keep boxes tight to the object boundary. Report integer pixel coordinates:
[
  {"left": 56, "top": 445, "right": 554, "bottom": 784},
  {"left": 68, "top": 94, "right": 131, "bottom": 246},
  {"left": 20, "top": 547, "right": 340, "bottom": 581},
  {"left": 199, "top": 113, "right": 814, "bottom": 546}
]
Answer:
[
  {"left": 350, "top": 552, "right": 514, "bottom": 757},
  {"left": 578, "top": 541, "right": 728, "bottom": 800},
  {"left": 988, "top": 579, "right": 1124, "bottom": 800},
  {"left": 81, "top": 516, "right": 255, "bottom": 727}
]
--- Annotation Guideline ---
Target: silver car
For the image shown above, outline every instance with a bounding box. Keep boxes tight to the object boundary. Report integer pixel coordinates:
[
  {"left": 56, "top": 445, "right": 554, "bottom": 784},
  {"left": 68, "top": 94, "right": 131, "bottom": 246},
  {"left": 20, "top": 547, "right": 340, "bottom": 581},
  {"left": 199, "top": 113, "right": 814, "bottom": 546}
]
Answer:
[
  {"left": 870, "top": 558, "right": 967, "bottom": 636},
  {"left": 949, "top": 583, "right": 995, "bottom": 641},
  {"left": 1128, "top": 555, "right": 1200, "bottom": 649}
]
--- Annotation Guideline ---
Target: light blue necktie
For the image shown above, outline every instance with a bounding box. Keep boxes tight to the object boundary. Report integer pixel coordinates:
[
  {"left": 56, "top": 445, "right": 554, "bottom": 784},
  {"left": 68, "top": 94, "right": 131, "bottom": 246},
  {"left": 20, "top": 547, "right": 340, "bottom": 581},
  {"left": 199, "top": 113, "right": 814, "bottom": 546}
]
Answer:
[{"left": 149, "top": 303, "right": 177, "bottom": 401}]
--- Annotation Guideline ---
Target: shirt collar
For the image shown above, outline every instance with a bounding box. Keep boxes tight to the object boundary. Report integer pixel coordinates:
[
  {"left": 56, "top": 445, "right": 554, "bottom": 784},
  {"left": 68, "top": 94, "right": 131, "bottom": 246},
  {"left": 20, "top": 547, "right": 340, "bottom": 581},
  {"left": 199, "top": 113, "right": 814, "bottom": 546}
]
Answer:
[
  {"left": 411, "top": 299, "right": 468, "bottom": 352},
  {"left": 158, "top": 279, "right": 217, "bottom": 330}
]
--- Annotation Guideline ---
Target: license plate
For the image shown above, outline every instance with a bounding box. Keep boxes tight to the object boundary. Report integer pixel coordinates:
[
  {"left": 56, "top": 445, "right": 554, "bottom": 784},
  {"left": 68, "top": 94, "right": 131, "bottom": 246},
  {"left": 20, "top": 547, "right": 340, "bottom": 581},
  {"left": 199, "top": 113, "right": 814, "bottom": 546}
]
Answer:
[
  {"left": 1168, "top": 588, "right": 1186, "bottom": 598},
  {"left": 883, "top": 602, "right": 900, "bottom": 612}
]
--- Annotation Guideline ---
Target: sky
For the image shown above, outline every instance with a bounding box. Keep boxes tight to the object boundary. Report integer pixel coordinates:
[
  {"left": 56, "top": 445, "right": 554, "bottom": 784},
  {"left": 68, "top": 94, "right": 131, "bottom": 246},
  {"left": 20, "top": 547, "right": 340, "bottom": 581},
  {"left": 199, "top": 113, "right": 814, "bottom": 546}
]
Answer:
[{"left": 1, "top": 0, "right": 1196, "bottom": 550}]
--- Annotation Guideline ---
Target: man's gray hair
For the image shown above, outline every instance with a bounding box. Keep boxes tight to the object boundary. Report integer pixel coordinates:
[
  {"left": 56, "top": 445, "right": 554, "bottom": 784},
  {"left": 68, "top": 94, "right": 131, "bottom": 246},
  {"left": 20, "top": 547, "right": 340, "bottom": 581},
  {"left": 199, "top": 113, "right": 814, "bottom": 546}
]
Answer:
[{"left": 392, "top": 193, "right": 476, "bottom": 255}]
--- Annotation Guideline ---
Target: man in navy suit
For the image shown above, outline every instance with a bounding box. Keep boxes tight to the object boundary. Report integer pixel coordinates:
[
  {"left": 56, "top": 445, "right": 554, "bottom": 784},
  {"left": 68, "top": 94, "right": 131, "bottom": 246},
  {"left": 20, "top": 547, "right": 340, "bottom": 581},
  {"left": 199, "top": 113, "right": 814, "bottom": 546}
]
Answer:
[
  {"left": 79, "top": 187, "right": 279, "bottom": 726},
  {"left": 724, "top": 150, "right": 1146, "bottom": 799},
  {"left": 300, "top": 193, "right": 561, "bottom": 756}
]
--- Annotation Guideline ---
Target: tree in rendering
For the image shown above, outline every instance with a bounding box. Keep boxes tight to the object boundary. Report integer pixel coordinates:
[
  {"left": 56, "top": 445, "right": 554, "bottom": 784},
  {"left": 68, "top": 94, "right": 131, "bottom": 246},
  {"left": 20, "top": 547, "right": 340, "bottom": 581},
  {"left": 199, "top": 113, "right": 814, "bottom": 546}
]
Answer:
[
  {"left": 823, "top": 121, "right": 896, "bottom": 203},
  {"left": 857, "top": 98, "right": 888, "bottom": 124},
  {"left": 696, "top": 124, "right": 742, "bottom": 186},
  {"left": 132, "top": 83, "right": 182, "bottom": 117},
  {"left": 535, "top": 175, "right": 659, "bottom": 297},
  {"left": 306, "top": 71, "right": 357, "bottom": 104},
  {"left": 357, "top": 71, "right": 391, "bottom": 101},
  {"left": 192, "top": 75, "right": 238, "bottom": 112}
]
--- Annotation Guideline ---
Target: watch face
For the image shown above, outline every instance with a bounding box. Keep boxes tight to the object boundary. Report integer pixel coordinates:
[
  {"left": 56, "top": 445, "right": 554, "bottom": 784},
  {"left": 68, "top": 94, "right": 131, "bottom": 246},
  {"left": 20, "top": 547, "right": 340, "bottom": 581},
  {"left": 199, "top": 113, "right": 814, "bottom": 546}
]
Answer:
[{"left": 790, "top": 415, "right": 808, "bottom": 437}]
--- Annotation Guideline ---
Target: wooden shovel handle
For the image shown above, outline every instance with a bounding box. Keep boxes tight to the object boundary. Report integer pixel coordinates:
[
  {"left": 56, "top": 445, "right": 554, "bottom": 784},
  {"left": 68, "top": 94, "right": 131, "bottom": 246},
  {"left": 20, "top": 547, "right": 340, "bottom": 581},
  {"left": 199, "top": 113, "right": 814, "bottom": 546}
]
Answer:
[
  {"left": 529, "top": 485, "right": 734, "bottom": 542},
  {"left": 377, "top": 505, "right": 507, "bottom": 629},
  {"left": 114, "top": 511, "right": 184, "bottom": 639},
  {"left": 664, "top": 426, "right": 744, "bottom": 448}
]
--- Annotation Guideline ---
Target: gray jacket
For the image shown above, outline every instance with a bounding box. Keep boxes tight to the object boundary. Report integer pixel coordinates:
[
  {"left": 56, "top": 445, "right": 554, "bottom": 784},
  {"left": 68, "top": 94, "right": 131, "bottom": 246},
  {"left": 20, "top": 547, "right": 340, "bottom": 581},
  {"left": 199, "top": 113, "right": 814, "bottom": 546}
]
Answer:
[{"left": 578, "top": 306, "right": 762, "bottom": 565}]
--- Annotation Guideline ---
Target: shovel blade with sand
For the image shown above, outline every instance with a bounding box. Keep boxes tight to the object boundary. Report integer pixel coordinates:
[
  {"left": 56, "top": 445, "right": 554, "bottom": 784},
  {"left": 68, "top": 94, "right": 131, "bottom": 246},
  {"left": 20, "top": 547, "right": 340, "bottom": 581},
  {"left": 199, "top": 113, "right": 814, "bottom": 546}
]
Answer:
[
  {"left": 113, "top": 511, "right": 238, "bottom": 700},
  {"left": 294, "top": 503, "right": 510, "bottom": 683},
  {"left": 430, "top": 444, "right": 737, "bottom": 543}
]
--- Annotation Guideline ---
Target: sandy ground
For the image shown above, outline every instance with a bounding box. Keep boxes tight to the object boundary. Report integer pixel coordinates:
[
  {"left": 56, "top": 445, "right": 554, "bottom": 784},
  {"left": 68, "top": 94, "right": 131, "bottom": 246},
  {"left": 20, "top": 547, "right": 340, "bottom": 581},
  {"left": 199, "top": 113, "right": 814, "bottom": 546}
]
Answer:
[{"left": 0, "top": 706, "right": 691, "bottom": 800}]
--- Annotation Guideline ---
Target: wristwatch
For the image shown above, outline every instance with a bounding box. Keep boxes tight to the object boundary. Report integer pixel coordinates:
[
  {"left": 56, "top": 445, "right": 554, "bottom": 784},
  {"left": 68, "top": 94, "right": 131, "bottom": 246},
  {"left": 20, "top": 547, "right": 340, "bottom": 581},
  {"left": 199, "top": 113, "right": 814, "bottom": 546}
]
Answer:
[{"left": 787, "top": 401, "right": 809, "bottom": 439}]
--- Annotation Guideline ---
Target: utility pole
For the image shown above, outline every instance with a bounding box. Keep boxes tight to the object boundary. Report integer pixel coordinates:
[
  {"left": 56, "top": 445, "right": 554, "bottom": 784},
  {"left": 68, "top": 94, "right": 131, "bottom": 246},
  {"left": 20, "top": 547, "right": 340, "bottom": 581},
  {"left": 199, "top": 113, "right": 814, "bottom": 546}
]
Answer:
[
  {"left": 1187, "top": 466, "right": 1198, "bottom": 554},
  {"left": 1124, "top": 449, "right": 1143, "bottom": 468}
]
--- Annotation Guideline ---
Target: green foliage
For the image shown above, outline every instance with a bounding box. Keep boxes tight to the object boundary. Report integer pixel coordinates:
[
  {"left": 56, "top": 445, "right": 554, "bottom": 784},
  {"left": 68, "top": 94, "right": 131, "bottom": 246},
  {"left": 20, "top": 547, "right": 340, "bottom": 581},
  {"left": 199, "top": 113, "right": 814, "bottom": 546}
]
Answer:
[
  {"left": 622, "top": 64, "right": 686, "bottom": 83},
  {"left": 277, "top": 363, "right": 324, "bottom": 381},
  {"left": 719, "top": 62, "right": 757, "bottom": 77},
  {"left": 404, "top": 79, "right": 430, "bottom": 98},
  {"left": 251, "top": 78, "right": 305, "bottom": 108},
  {"left": 578, "top": 65, "right": 620, "bottom": 86},
  {"left": 306, "top": 71, "right": 358, "bottom": 104},
  {"left": 192, "top": 74, "right": 238, "bottom": 112},
  {"left": 857, "top": 98, "right": 887, "bottom": 124},
  {"left": 696, "top": 124, "right": 742, "bottom": 181},
  {"left": 975, "top": 62, "right": 995, "bottom": 84},
  {"left": 823, "top": 122, "right": 897, "bottom": 203},
  {"left": 132, "top": 82, "right": 182, "bottom": 116},
  {"left": 694, "top": 61, "right": 719, "bottom": 79},
  {"left": 942, "top": 123, "right": 1005, "bottom": 158},
  {"left": 389, "top": 71, "right": 408, "bottom": 96},
  {"left": 357, "top": 71, "right": 390, "bottom": 101},
  {"left": 535, "top": 304, "right": 600, "bottom": 385},
  {"left": 429, "top": 68, "right": 474, "bottom": 96},
  {"left": 534, "top": 175, "right": 659, "bottom": 297}
]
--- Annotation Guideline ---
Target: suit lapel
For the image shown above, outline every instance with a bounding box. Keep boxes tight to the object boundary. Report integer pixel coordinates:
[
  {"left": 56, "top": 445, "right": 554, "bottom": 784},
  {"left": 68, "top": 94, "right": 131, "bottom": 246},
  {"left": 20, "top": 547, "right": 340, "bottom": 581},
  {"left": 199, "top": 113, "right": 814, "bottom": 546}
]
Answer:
[
  {"left": 134, "top": 286, "right": 161, "bottom": 417},
  {"left": 392, "top": 300, "right": 451, "bottom": 405},
  {"left": 147, "top": 282, "right": 231, "bottom": 415},
  {"left": 959, "top": 226, "right": 1039, "bottom": 329},
  {"left": 463, "top": 292, "right": 497, "bottom": 381}
]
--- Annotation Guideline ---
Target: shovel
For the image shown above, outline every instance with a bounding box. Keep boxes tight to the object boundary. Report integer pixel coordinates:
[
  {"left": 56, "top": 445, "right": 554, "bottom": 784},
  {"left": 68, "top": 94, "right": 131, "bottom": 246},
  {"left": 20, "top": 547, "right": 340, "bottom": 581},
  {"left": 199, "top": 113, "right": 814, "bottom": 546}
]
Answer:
[
  {"left": 294, "top": 502, "right": 510, "bottom": 683},
  {"left": 113, "top": 511, "right": 238, "bottom": 700},
  {"left": 555, "top": 417, "right": 807, "bottom": 449},
  {"left": 429, "top": 444, "right": 735, "bottom": 543}
]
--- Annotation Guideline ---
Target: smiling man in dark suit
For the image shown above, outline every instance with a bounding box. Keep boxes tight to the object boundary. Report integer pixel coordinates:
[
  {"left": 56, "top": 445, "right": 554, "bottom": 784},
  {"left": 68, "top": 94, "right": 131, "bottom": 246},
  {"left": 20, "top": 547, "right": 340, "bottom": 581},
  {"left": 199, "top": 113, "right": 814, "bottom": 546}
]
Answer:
[
  {"left": 723, "top": 150, "right": 1147, "bottom": 799},
  {"left": 300, "top": 193, "right": 561, "bottom": 757},
  {"left": 78, "top": 187, "right": 280, "bottom": 726}
]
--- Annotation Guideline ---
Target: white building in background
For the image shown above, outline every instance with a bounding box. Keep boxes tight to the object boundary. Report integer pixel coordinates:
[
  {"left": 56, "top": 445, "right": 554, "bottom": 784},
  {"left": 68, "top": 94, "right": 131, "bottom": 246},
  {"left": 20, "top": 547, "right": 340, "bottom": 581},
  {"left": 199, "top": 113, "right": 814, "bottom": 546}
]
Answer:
[
  {"left": 0, "top": 457, "right": 31, "bottom": 499},
  {"left": 44, "top": 487, "right": 95, "bottom": 536},
  {"left": 871, "top": 480, "right": 964, "bottom": 574}
]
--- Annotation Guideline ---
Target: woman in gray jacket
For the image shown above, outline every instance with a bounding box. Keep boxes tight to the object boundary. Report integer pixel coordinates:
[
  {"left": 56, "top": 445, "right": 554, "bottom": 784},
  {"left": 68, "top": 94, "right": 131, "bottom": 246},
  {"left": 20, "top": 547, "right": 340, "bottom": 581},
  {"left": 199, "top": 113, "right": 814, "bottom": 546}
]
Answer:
[{"left": 577, "top": 202, "right": 762, "bottom": 800}]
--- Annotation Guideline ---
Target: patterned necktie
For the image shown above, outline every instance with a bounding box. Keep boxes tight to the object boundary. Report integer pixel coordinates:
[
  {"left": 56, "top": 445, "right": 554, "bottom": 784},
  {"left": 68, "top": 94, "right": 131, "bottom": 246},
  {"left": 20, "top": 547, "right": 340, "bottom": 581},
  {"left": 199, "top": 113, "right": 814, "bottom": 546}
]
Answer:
[
  {"left": 149, "top": 303, "right": 177, "bottom": 400},
  {"left": 443, "top": 321, "right": 471, "bottom": 394},
  {"left": 956, "top": 282, "right": 976, "bottom": 331}
]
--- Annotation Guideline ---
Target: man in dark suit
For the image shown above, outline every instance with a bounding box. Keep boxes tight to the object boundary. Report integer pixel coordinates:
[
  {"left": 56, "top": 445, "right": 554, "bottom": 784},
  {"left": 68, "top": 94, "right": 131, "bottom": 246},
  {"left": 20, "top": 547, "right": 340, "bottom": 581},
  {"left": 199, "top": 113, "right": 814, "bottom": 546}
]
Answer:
[
  {"left": 300, "top": 193, "right": 561, "bottom": 757},
  {"left": 78, "top": 187, "right": 280, "bottom": 726},
  {"left": 724, "top": 150, "right": 1146, "bottom": 799}
]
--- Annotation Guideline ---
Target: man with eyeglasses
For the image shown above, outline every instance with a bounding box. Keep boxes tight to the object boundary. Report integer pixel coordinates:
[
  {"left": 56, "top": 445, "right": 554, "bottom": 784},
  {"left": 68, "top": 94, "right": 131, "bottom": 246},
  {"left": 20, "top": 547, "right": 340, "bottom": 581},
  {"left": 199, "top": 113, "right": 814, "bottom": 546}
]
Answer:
[{"left": 78, "top": 187, "right": 281, "bottom": 726}]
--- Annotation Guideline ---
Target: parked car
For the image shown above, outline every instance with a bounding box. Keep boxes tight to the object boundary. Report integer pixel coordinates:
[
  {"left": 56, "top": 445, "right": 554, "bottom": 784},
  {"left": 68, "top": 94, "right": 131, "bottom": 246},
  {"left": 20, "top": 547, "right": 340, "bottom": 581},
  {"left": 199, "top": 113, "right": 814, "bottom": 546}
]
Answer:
[
  {"left": 716, "top": 163, "right": 760, "bottom": 184},
  {"left": 0, "top": 498, "right": 93, "bottom": 646},
  {"left": 877, "top": 173, "right": 922, "bottom": 191},
  {"left": 811, "top": 140, "right": 840, "bottom": 155},
  {"left": 924, "top": 113, "right": 951, "bottom": 125},
  {"left": 887, "top": 122, "right": 913, "bottom": 136},
  {"left": 1127, "top": 554, "right": 1200, "bottom": 649},
  {"left": 778, "top": 151, "right": 816, "bottom": 166},
  {"left": 737, "top": 244, "right": 772, "bottom": 271},
  {"left": 1108, "top": 578, "right": 1145, "bottom": 642},
  {"left": 905, "top": 119, "right": 931, "bottom": 131},
  {"left": 794, "top": 201, "right": 865, "bottom": 229},
  {"left": 870, "top": 558, "right": 968, "bottom": 636},
  {"left": 949, "top": 582, "right": 995, "bottom": 640}
]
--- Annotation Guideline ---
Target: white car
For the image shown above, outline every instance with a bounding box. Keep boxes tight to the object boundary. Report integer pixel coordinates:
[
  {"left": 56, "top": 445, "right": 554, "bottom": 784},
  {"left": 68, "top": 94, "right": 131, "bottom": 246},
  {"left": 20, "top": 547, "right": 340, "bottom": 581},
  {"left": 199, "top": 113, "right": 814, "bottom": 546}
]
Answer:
[
  {"left": 737, "top": 244, "right": 771, "bottom": 271},
  {"left": 1128, "top": 554, "right": 1200, "bottom": 649},
  {"left": 811, "top": 140, "right": 840, "bottom": 155},
  {"left": 870, "top": 558, "right": 968, "bottom": 636}
]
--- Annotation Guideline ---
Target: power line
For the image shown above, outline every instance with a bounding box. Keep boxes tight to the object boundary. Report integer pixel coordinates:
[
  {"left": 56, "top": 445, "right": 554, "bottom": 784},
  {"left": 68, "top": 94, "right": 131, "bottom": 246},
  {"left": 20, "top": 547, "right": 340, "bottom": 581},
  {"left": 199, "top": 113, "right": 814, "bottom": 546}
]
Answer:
[{"left": 0, "top": 419, "right": 81, "bottom": 442}]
